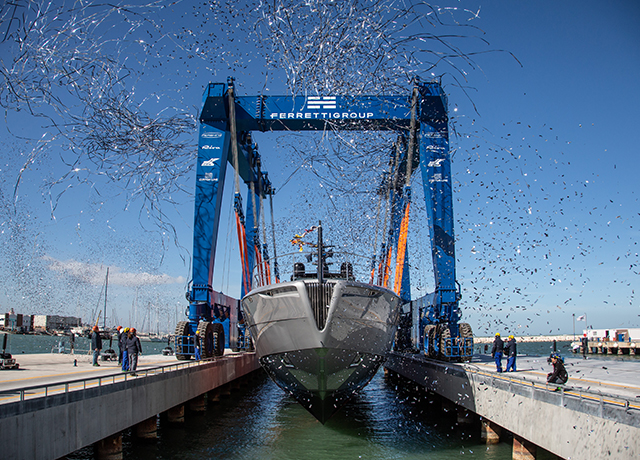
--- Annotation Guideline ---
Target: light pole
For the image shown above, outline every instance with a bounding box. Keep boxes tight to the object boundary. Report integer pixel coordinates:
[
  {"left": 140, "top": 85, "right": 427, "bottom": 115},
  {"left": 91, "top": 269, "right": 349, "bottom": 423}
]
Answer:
[{"left": 572, "top": 313, "right": 575, "bottom": 341}]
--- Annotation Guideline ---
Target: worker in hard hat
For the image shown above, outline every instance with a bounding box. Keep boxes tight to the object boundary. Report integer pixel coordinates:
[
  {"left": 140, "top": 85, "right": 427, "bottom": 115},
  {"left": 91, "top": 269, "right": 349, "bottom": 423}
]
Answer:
[
  {"left": 121, "top": 327, "right": 130, "bottom": 372},
  {"left": 505, "top": 334, "right": 517, "bottom": 372},
  {"left": 491, "top": 332, "right": 504, "bottom": 372},
  {"left": 195, "top": 330, "right": 202, "bottom": 361},
  {"left": 91, "top": 325, "right": 102, "bottom": 367},
  {"left": 116, "top": 326, "right": 124, "bottom": 365}
]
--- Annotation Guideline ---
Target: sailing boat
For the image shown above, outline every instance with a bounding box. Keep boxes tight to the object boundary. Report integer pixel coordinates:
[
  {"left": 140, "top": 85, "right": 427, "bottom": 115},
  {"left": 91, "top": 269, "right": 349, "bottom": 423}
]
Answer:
[
  {"left": 93, "top": 268, "right": 113, "bottom": 339},
  {"left": 73, "top": 268, "right": 113, "bottom": 338}
]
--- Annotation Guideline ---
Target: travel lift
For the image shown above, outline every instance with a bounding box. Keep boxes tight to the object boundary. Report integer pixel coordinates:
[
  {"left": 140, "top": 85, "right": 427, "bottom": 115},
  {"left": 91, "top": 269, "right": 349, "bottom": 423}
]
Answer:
[{"left": 174, "top": 77, "right": 472, "bottom": 362}]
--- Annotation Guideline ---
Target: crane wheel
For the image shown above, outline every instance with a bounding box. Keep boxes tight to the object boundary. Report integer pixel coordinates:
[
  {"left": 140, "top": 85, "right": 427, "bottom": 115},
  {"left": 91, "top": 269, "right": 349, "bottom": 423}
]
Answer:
[
  {"left": 459, "top": 322, "right": 473, "bottom": 362},
  {"left": 438, "top": 324, "right": 451, "bottom": 361},
  {"left": 212, "top": 322, "right": 225, "bottom": 357},
  {"left": 196, "top": 321, "right": 214, "bottom": 358},
  {"left": 423, "top": 325, "right": 437, "bottom": 358},
  {"left": 174, "top": 321, "right": 191, "bottom": 360}
]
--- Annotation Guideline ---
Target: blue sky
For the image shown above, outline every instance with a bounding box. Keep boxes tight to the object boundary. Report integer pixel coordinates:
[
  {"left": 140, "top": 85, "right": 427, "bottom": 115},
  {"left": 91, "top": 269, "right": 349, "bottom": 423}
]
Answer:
[
  {"left": 0, "top": 0, "right": 638, "bottom": 335},
  {"left": 448, "top": 0, "right": 640, "bottom": 334}
]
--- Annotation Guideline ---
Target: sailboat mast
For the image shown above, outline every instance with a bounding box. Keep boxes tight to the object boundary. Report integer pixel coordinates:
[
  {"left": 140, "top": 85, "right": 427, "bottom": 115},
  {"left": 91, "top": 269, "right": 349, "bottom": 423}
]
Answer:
[{"left": 104, "top": 267, "right": 109, "bottom": 330}]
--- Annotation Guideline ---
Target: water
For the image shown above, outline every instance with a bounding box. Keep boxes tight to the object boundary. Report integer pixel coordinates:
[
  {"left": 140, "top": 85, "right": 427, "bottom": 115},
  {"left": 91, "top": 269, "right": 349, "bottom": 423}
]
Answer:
[
  {"left": 474, "top": 340, "right": 572, "bottom": 357},
  {"left": 0, "top": 333, "right": 170, "bottom": 356},
  {"left": 10, "top": 335, "right": 638, "bottom": 362},
  {"left": 68, "top": 370, "right": 513, "bottom": 460},
  {"left": 475, "top": 340, "right": 640, "bottom": 362}
]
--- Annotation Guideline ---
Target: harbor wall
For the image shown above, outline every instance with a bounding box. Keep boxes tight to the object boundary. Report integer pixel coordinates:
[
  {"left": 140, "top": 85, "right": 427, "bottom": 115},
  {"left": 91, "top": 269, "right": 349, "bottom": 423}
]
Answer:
[
  {"left": 0, "top": 353, "right": 260, "bottom": 460},
  {"left": 385, "top": 352, "right": 639, "bottom": 460}
]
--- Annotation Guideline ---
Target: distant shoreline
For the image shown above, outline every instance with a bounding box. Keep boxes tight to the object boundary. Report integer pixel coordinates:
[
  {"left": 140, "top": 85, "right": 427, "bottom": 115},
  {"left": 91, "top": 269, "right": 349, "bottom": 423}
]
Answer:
[{"left": 474, "top": 335, "right": 576, "bottom": 344}]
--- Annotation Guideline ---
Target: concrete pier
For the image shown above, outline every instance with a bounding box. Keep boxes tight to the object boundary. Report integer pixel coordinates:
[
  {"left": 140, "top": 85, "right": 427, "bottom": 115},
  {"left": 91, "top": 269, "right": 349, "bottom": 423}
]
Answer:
[
  {"left": 135, "top": 416, "right": 158, "bottom": 439},
  {"left": 189, "top": 394, "right": 207, "bottom": 412},
  {"left": 0, "top": 352, "right": 260, "bottom": 460},
  {"left": 95, "top": 432, "right": 123, "bottom": 460},
  {"left": 571, "top": 339, "right": 640, "bottom": 356},
  {"left": 481, "top": 419, "right": 501, "bottom": 444},
  {"left": 385, "top": 352, "right": 640, "bottom": 459},
  {"left": 166, "top": 404, "right": 185, "bottom": 423}
]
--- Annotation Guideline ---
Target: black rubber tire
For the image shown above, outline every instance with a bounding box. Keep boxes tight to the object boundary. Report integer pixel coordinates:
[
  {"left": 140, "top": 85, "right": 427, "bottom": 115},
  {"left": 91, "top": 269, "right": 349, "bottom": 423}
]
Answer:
[
  {"left": 212, "top": 322, "right": 225, "bottom": 357},
  {"left": 423, "top": 325, "right": 437, "bottom": 358},
  {"left": 459, "top": 322, "right": 473, "bottom": 362},
  {"left": 196, "top": 321, "right": 214, "bottom": 358},
  {"left": 438, "top": 324, "right": 451, "bottom": 361},
  {"left": 174, "top": 321, "right": 191, "bottom": 360}
]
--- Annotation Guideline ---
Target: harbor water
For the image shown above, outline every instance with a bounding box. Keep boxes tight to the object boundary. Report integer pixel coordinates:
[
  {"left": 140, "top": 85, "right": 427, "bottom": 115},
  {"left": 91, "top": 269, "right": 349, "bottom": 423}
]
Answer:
[
  {"left": 0, "top": 332, "right": 170, "bottom": 356},
  {"left": 6, "top": 334, "right": 638, "bottom": 360},
  {"left": 68, "top": 368, "right": 514, "bottom": 460},
  {"left": 5, "top": 335, "right": 636, "bottom": 459}
]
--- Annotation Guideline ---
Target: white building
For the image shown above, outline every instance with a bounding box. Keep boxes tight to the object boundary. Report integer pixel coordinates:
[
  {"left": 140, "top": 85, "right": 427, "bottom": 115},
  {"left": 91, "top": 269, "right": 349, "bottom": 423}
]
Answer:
[
  {"left": 0, "top": 311, "right": 33, "bottom": 332},
  {"left": 0, "top": 312, "right": 18, "bottom": 331},
  {"left": 583, "top": 328, "right": 640, "bottom": 342},
  {"left": 33, "top": 315, "right": 82, "bottom": 332}
]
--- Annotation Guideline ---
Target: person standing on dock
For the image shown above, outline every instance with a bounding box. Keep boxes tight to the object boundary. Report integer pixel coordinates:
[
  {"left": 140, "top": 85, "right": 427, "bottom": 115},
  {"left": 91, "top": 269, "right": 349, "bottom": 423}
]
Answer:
[
  {"left": 581, "top": 334, "right": 588, "bottom": 359},
  {"left": 116, "top": 326, "right": 124, "bottom": 365},
  {"left": 195, "top": 330, "right": 202, "bottom": 361},
  {"left": 91, "top": 326, "right": 102, "bottom": 367},
  {"left": 505, "top": 335, "right": 517, "bottom": 372},
  {"left": 126, "top": 328, "right": 142, "bottom": 376},
  {"left": 121, "top": 327, "right": 130, "bottom": 372},
  {"left": 491, "top": 332, "right": 504, "bottom": 372}
]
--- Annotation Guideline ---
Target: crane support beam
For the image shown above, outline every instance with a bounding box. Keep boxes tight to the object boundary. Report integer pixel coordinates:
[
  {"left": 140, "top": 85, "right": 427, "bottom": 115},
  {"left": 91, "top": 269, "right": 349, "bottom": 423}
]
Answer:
[
  {"left": 191, "top": 121, "right": 231, "bottom": 311},
  {"left": 243, "top": 190, "right": 261, "bottom": 297}
]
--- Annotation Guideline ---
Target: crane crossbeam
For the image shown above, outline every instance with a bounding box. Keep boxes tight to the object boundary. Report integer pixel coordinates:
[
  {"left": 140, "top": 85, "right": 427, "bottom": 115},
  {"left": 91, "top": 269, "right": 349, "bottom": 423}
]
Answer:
[{"left": 200, "top": 83, "right": 447, "bottom": 131}]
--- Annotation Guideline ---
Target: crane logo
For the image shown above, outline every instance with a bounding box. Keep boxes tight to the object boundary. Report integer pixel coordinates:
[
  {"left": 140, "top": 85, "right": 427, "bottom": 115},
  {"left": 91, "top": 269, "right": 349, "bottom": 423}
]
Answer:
[
  {"left": 199, "top": 172, "right": 218, "bottom": 182},
  {"left": 201, "top": 158, "right": 219, "bottom": 167},
  {"left": 269, "top": 96, "right": 373, "bottom": 120},
  {"left": 305, "top": 96, "right": 337, "bottom": 110}
]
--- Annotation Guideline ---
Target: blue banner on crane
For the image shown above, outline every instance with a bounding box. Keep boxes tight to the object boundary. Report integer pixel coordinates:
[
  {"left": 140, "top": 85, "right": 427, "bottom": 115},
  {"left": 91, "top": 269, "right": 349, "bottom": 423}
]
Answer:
[{"left": 200, "top": 84, "right": 447, "bottom": 132}]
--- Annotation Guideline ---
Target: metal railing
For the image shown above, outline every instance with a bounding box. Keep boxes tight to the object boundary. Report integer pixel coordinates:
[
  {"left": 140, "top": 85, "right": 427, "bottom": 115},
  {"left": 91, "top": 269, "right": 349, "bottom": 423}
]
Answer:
[
  {"left": 0, "top": 357, "right": 220, "bottom": 406},
  {"left": 460, "top": 361, "right": 640, "bottom": 413},
  {"left": 393, "top": 352, "right": 640, "bottom": 414}
]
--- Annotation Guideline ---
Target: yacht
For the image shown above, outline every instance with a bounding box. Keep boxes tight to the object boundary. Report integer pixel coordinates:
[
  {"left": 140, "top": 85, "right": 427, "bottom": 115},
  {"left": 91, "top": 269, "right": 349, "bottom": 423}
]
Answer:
[{"left": 242, "top": 226, "right": 402, "bottom": 423}]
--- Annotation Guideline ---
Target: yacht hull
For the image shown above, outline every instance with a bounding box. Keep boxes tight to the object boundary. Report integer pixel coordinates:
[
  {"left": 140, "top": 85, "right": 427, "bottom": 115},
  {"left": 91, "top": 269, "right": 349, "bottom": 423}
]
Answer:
[{"left": 242, "top": 279, "right": 401, "bottom": 423}]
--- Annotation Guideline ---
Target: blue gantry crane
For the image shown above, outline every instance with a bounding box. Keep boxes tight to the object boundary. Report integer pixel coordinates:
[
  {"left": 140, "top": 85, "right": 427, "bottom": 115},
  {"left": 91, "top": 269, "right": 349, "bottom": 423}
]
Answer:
[{"left": 175, "top": 77, "right": 472, "bottom": 362}]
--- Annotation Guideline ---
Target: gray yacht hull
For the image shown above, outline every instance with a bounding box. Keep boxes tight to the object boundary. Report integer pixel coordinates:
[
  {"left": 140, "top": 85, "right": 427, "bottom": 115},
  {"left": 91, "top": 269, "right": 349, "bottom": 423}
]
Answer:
[{"left": 242, "top": 279, "right": 402, "bottom": 423}]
